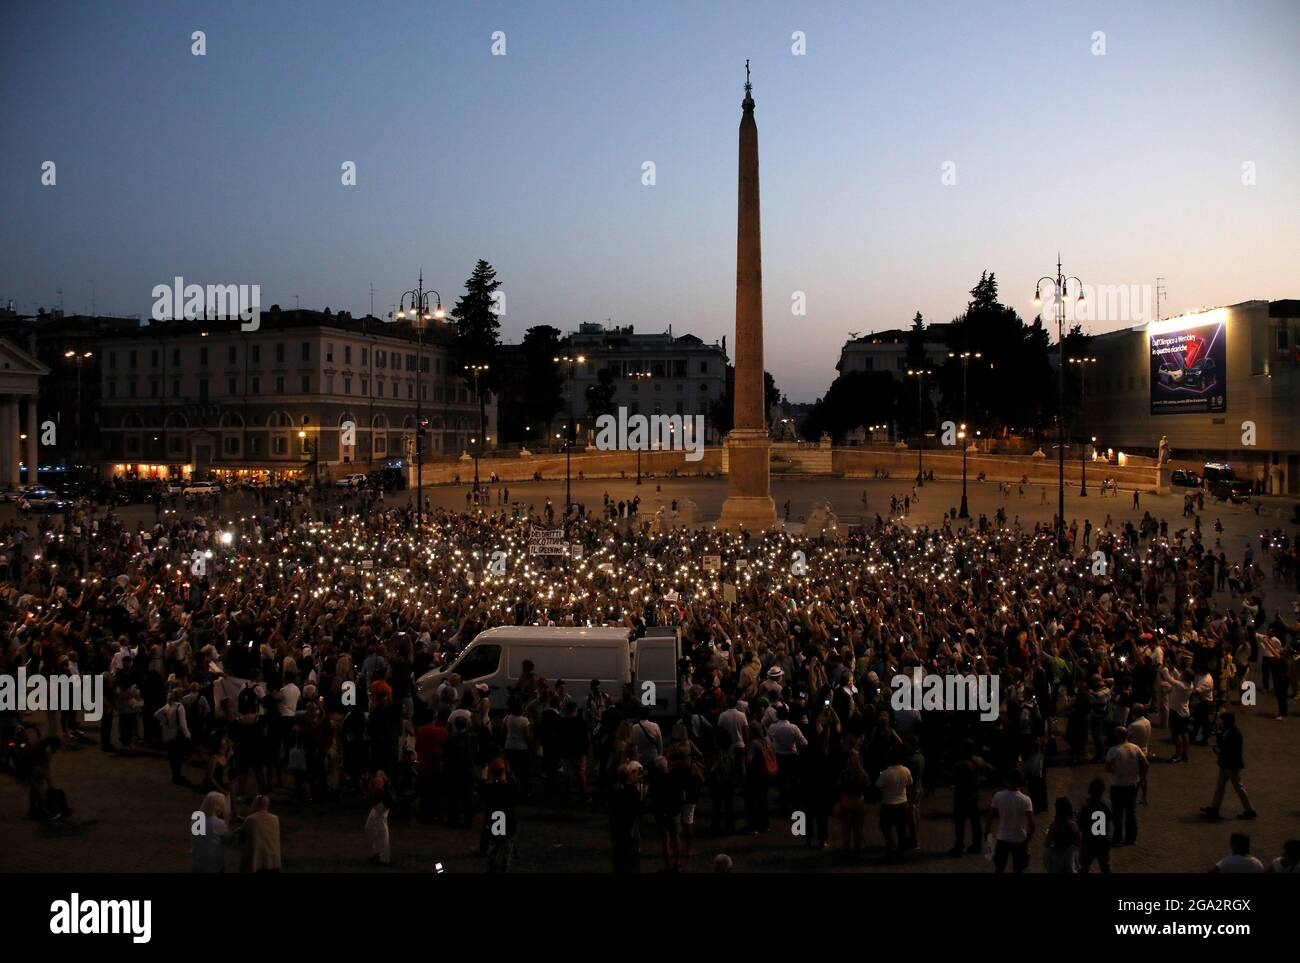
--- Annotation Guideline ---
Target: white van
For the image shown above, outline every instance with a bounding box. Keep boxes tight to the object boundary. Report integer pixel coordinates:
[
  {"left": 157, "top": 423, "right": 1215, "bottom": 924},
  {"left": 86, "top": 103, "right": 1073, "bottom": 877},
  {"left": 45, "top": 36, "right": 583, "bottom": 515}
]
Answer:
[{"left": 416, "top": 625, "right": 680, "bottom": 718}]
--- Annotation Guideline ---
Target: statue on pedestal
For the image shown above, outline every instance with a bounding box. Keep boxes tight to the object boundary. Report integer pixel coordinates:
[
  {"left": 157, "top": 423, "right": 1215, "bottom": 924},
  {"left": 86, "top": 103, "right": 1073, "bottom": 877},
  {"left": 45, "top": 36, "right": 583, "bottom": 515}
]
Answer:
[{"left": 1157, "top": 435, "right": 1170, "bottom": 465}]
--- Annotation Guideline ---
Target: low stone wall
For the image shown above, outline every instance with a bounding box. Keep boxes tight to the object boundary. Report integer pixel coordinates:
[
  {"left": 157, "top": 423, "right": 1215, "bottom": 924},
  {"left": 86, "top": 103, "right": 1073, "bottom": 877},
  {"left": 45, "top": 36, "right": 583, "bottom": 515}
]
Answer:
[
  {"left": 834, "top": 447, "right": 1159, "bottom": 491},
  {"left": 419, "top": 447, "right": 723, "bottom": 485}
]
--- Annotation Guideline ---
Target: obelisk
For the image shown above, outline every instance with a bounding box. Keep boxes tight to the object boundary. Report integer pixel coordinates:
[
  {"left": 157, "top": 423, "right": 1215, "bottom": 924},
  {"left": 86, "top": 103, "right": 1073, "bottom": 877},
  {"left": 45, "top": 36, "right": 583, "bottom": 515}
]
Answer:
[{"left": 717, "top": 61, "right": 778, "bottom": 533}]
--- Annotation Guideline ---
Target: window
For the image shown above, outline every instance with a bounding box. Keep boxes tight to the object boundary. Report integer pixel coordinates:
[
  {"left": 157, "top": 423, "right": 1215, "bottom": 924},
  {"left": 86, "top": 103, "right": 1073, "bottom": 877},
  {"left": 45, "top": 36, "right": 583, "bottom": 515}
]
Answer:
[
  {"left": 343, "top": 377, "right": 351, "bottom": 395},
  {"left": 378, "top": 381, "right": 384, "bottom": 397},
  {"left": 651, "top": 361, "right": 665, "bottom": 378},
  {"left": 699, "top": 360, "right": 708, "bottom": 374},
  {"left": 150, "top": 349, "right": 159, "bottom": 368},
  {"left": 1278, "top": 329, "right": 1290, "bottom": 351},
  {"left": 172, "top": 348, "right": 181, "bottom": 366},
  {"left": 128, "top": 381, "right": 136, "bottom": 398},
  {"left": 228, "top": 346, "right": 237, "bottom": 365},
  {"left": 408, "top": 383, "right": 414, "bottom": 400},
  {"left": 360, "top": 377, "right": 367, "bottom": 395},
  {"left": 228, "top": 378, "right": 237, "bottom": 396},
  {"left": 326, "top": 343, "right": 334, "bottom": 362},
  {"left": 301, "top": 342, "right": 310, "bottom": 362},
  {"left": 172, "top": 379, "right": 180, "bottom": 397},
  {"left": 128, "top": 350, "right": 138, "bottom": 369},
  {"left": 198, "top": 379, "right": 209, "bottom": 402},
  {"left": 301, "top": 374, "right": 311, "bottom": 393},
  {"left": 276, "top": 375, "right": 285, "bottom": 394},
  {"left": 223, "top": 436, "right": 240, "bottom": 456},
  {"left": 673, "top": 360, "right": 686, "bottom": 377},
  {"left": 345, "top": 345, "right": 352, "bottom": 365},
  {"left": 420, "top": 357, "right": 430, "bottom": 373},
  {"left": 150, "top": 380, "right": 159, "bottom": 397},
  {"left": 358, "top": 347, "right": 365, "bottom": 366},
  {"left": 251, "top": 345, "right": 260, "bottom": 364},
  {"left": 199, "top": 347, "right": 208, "bottom": 366},
  {"left": 452, "top": 643, "right": 501, "bottom": 681},
  {"left": 108, "top": 351, "right": 117, "bottom": 370},
  {"left": 276, "top": 343, "right": 285, "bottom": 363},
  {"left": 326, "top": 375, "right": 334, "bottom": 394},
  {"left": 107, "top": 382, "right": 117, "bottom": 398},
  {"left": 251, "top": 376, "right": 260, "bottom": 394},
  {"left": 272, "top": 436, "right": 287, "bottom": 455}
]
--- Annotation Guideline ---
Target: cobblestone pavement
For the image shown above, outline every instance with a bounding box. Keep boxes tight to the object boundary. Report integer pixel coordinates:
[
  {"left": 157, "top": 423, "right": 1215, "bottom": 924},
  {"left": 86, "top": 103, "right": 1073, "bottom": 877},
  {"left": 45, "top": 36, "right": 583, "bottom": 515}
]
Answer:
[{"left": 2, "top": 477, "right": 1296, "bottom": 872}]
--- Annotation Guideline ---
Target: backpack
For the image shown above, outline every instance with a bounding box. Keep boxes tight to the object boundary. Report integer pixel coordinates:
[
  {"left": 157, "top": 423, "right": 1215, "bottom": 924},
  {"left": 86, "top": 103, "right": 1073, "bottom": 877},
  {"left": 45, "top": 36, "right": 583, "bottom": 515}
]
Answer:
[{"left": 762, "top": 742, "right": 778, "bottom": 778}]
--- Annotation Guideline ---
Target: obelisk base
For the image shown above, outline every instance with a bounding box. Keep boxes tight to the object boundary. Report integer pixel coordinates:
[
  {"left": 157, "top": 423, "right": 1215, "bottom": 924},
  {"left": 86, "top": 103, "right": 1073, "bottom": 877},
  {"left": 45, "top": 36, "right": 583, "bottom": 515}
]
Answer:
[{"left": 717, "top": 428, "right": 779, "bottom": 532}]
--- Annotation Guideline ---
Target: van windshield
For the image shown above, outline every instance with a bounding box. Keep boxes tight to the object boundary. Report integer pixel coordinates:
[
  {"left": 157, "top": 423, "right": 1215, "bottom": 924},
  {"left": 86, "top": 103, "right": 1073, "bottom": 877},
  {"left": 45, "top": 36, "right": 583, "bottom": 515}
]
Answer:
[{"left": 452, "top": 643, "right": 501, "bottom": 681}]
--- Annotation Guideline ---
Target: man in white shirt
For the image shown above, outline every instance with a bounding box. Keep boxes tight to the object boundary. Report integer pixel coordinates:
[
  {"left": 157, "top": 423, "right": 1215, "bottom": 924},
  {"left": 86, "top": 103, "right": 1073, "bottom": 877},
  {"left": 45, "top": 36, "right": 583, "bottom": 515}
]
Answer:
[
  {"left": 717, "top": 696, "right": 749, "bottom": 751},
  {"left": 877, "top": 756, "right": 914, "bottom": 862},
  {"left": 767, "top": 705, "right": 808, "bottom": 815},
  {"left": 1105, "top": 727, "right": 1149, "bottom": 845},
  {"left": 628, "top": 712, "right": 662, "bottom": 768},
  {"left": 985, "top": 771, "right": 1035, "bottom": 873},
  {"left": 1126, "top": 705, "right": 1153, "bottom": 803},
  {"left": 1211, "top": 833, "right": 1265, "bottom": 873}
]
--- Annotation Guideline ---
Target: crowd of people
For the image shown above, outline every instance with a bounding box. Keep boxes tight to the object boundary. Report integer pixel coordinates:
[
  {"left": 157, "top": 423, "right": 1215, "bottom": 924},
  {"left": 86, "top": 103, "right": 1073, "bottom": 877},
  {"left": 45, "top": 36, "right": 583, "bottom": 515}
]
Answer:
[{"left": 2, "top": 478, "right": 1298, "bottom": 873}]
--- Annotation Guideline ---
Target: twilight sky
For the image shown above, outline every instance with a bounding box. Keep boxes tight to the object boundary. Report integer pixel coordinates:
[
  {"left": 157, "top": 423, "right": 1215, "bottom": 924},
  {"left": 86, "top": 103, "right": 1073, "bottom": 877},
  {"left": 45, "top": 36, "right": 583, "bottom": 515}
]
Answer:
[{"left": 2, "top": 0, "right": 1297, "bottom": 401}]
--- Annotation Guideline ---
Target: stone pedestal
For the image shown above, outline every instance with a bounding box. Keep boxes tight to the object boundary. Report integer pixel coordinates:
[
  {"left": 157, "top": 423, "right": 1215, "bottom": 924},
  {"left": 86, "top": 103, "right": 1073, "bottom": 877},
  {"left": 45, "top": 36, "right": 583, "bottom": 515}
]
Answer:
[{"left": 718, "top": 429, "right": 777, "bottom": 531}]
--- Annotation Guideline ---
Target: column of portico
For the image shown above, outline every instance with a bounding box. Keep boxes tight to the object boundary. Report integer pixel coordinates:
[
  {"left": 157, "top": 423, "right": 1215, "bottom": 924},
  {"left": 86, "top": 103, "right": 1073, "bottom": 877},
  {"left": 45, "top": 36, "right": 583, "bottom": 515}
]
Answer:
[{"left": 26, "top": 396, "right": 40, "bottom": 485}]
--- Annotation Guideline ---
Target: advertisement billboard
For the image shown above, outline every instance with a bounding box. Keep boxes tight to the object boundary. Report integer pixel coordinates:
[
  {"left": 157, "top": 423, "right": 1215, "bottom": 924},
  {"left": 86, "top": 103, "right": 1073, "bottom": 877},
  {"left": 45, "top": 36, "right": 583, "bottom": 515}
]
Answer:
[{"left": 1149, "top": 321, "right": 1226, "bottom": 415}]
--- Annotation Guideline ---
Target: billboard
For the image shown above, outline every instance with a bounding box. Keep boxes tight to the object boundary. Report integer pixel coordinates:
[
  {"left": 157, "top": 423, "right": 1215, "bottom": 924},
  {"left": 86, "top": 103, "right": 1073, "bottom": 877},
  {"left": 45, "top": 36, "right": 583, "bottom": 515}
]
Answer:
[{"left": 1149, "top": 321, "right": 1226, "bottom": 415}]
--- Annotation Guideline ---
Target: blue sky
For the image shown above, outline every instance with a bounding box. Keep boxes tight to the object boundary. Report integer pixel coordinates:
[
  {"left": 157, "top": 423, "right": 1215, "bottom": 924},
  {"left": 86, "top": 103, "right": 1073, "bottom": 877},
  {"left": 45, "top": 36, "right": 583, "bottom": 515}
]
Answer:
[{"left": 2, "top": 0, "right": 1297, "bottom": 400}]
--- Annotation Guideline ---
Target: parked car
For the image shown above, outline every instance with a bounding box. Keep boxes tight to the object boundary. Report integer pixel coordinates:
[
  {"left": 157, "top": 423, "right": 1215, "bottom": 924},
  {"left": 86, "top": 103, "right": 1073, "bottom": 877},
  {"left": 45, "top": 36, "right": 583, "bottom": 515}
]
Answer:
[
  {"left": 335, "top": 473, "right": 367, "bottom": 488},
  {"left": 20, "top": 487, "right": 72, "bottom": 512},
  {"left": 1209, "top": 478, "right": 1251, "bottom": 503},
  {"left": 182, "top": 480, "right": 222, "bottom": 496},
  {"left": 1171, "top": 469, "right": 1200, "bottom": 487}
]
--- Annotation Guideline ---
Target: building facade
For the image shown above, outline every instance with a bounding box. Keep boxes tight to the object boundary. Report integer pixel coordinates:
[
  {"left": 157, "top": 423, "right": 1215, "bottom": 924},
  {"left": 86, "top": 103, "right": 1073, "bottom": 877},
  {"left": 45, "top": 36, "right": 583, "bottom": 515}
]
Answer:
[
  {"left": 835, "top": 324, "right": 953, "bottom": 379},
  {"left": 1083, "top": 299, "right": 1300, "bottom": 494},
  {"left": 558, "top": 323, "right": 729, "bottom": 442},
  {"left": 0, "top": 338, "right": 48, "bottom": 488},
  {"left": 94, "top": 309, "right": 496, "bottom": 482}
]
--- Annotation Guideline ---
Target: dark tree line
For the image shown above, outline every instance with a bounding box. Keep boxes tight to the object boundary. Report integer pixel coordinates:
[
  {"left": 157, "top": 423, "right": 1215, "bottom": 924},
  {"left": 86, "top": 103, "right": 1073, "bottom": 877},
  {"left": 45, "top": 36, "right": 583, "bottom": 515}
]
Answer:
[{"left": 804, "top": 271, "right": 1091, "bottom": 446}]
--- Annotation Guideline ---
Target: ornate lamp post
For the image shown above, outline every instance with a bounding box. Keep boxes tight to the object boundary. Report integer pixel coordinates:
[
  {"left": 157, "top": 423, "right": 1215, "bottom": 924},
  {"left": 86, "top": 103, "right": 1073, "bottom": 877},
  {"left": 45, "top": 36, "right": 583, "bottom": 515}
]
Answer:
[
  {"left": 1069, "top": 355, "right": 1098, "bottom": 496},
  {"left": 396, "top": 274, "right": 444, "bottom": 527},
  {"left": 1033, "top": 259, "right": 1085, "bottom": 545},
  {"left": 949, "top": 350, "right": 982, "bottom": 518},
  {"left": 464, "top": 363, "right": 489, "bottom": 496},
  {"left": 906, "top": 368, "right": 931, "bottom": 487},
  {"left": 631, "top": 367, "right": 652, "bottom": 484},
  {"left": 554, "top": 353, "right": 586, "bottom": 516}
]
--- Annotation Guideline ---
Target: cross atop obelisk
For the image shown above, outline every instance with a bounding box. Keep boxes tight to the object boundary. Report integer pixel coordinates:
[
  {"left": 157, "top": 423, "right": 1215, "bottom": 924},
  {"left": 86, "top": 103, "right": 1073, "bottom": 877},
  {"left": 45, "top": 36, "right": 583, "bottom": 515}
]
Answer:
[{"left": 717, "top": 62, "right": 778, "bottom": 533}]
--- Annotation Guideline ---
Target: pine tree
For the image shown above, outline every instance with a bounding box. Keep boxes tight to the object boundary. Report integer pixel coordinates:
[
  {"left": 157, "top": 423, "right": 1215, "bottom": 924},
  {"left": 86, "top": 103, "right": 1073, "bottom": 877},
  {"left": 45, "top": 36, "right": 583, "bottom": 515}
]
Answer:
[{"left": 450, "top": 259, "right": 503, "bottom": 384}]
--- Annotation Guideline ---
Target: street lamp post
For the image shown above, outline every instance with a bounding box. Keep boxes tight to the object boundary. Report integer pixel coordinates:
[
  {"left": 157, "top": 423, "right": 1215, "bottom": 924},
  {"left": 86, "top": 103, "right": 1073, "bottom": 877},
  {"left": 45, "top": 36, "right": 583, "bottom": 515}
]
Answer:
[
  {"left": 63, "top": 350, "right": 92, "bottom": 482},
  {"left": 631, "top": 368, "right": 652, "bottom": 484},
  {"left": 554, "top": 353, "right": 586, "bottom": 517},
  {"left": 1033, "top": 258, "right": 1085, "bottom": 547},
  {"left": 949, "top": 351, "right": 982, "bottom": 519},
  {"left": 297, "top": 430, "right": 318, "bottom": 487},
  {"left": 396, "top": 274, "right": 445, "bottom": 527},
  {"left": 906, "top": 368, "right": 931, "bottom": 487},
  {"left": 464, "top": 363, "right": 489, "bottom": 497},
  {"left": 1069, "top": 355, "right": 1097, "bottom": 496}
]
